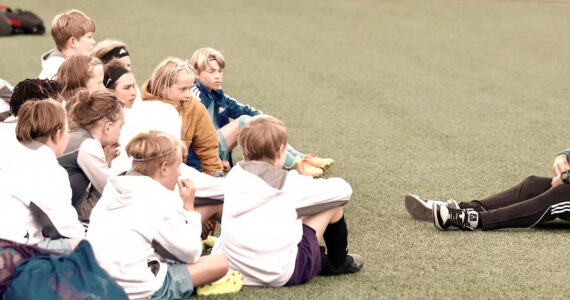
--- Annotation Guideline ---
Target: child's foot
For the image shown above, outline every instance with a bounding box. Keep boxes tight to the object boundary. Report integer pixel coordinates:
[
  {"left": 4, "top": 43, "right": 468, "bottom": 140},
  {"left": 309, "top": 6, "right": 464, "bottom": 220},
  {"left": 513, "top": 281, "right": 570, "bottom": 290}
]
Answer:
[
  {"left": 320, "top": 253, "right": 364, "bottom": 276},
  {"left": 294, "top": 157, "right": 324, "bottom": 177},
  {"left": 202, "top": 235, "right": 218, "bottom": 251},
  {"left": 433, "top": 203, "right": 478, "bottom": 231},
  {"left": 196, "top": 271, "right": 243, "bottom": 296},
  {"left": 303, "top": 154, "right": 334, "bottom": 171},
  {"left": 405, "top": 194, "right": 459, "bottom": 222}
]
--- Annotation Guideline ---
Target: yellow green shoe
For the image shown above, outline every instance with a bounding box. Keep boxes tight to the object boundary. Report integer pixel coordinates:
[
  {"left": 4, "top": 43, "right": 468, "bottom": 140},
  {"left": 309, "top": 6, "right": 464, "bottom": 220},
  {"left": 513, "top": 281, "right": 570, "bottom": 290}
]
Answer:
[
  {"left": 196, "top": 271, "right": 243, "bottom": 296},
  {"left": 296, "top": 160, "right": 324, "bottom": 178},
  {"left": 201, "top": 236, "right": 218, "bottom": 252},
  {"left": 303, "top": 154, "right": 335, "bottom": 171}
]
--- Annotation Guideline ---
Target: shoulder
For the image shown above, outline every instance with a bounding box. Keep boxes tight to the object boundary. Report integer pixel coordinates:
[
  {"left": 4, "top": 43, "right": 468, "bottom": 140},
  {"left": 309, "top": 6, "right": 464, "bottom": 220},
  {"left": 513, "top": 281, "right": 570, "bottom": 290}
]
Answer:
[
  {"left": 191, "top": 84, "right": 204, "bottom": 102},
  {"left": 79, "top": 138, "right": 105, "bottom": 159}
]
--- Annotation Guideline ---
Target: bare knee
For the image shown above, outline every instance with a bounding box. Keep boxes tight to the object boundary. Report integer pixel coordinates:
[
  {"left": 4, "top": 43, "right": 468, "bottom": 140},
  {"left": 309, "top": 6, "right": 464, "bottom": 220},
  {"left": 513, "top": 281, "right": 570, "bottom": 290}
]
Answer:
[{"left": 212, "top": 254, "right": 229, "bottom": 276}]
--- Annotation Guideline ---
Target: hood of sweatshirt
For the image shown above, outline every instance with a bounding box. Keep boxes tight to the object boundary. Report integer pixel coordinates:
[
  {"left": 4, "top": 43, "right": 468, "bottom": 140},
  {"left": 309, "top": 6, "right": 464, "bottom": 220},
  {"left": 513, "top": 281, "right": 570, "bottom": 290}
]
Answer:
[
  {"left": 0, "top": 137, "right": 54, "bottom": 169},
  {"left": 225, "top": 161, "right": 288, "bottom": 218},
  {"left": 99, "top": 171, "right": 161, "bottom": 211},
  {"left": 40, "top": 49, "right": 65, "bottom": 66}
]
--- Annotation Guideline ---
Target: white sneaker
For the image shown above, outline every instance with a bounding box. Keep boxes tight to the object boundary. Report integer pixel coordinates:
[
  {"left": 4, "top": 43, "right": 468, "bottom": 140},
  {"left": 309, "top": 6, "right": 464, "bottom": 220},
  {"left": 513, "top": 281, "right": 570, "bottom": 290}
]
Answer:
[{"left": 405, "top": 194, "right": 459, "bottom": 222}]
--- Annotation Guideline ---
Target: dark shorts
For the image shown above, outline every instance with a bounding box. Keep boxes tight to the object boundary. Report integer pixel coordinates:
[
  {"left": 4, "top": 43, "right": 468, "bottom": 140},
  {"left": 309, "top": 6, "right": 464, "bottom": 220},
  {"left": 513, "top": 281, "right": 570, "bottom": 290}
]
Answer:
[{"left": 284, "top": 224, "right": 321, "bottom": 286}]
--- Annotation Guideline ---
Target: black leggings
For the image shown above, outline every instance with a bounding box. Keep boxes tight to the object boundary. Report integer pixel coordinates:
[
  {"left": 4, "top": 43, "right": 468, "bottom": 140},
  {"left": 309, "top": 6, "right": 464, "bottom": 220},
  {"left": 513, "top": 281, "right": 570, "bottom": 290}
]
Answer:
[{"left": 459, "top": 176, "right": 570, "bottom": 230}]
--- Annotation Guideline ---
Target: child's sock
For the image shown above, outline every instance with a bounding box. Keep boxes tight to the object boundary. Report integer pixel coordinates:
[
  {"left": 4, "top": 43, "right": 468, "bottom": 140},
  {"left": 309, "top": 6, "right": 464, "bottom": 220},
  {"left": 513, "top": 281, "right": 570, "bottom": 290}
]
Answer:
[
  {"left": 322, "top": 215, "right": 349, "bottom": 267},
  {"left": 283, "top": 145, "right": 305, "bottom": 169}
]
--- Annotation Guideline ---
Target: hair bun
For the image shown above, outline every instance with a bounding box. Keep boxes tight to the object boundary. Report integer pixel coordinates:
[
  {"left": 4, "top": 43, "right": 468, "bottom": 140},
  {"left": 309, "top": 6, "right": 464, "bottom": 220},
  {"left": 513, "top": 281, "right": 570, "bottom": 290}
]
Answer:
[{"left": 75, "top": 88, "right": 91, "bottom": 103}]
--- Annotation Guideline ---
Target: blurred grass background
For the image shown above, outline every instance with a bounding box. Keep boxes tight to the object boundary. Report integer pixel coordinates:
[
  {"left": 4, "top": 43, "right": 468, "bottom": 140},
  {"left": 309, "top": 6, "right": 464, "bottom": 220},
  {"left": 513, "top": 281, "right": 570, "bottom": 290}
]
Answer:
[{"left": 3, "top": 0, "right": 570, "bottom": 298}]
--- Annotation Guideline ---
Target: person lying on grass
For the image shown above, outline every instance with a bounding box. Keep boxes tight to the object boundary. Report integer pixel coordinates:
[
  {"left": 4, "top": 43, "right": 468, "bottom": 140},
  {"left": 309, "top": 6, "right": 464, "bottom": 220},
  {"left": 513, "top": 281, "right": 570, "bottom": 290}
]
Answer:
[{"left": 406, "top": 149, "right": 570, "bottom": 231}]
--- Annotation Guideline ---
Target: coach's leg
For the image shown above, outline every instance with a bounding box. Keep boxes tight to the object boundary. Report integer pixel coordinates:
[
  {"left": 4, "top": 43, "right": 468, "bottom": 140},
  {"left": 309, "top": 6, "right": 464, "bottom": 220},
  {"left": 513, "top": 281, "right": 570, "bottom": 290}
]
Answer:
[
  {"left": 479, "top": 183, "right": 570, "bottom": 230},
  {"left": 460, "top": 175, "right": 552, "bottom": 212}
]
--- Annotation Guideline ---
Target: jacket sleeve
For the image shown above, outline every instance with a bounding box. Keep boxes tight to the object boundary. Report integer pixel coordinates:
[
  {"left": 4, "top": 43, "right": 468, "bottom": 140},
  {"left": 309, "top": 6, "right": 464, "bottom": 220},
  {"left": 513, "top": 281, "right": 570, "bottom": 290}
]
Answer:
[
  {"left": 77, "top": 139, "right": 114, "bottom": 194},
  {"left": 179, "top": 164, "right": 224, "bottom": 200},
  {"left": 33, "top": 167, "right": 85, "bottom": 239},
  {"left": 154, "top": 198, "right": 202, "bottom": 263},
  {"left": 558, "top": 148, "right": 570, "bottom": 161},
  {"left": 284, "top": 172, "right": 353, "bottom": 217},
  {"left": 191, "top": 104, "right": 223, "bottom": 175},
  {"left": 223, "top": 93, "right": 262, "bottom": 119}
]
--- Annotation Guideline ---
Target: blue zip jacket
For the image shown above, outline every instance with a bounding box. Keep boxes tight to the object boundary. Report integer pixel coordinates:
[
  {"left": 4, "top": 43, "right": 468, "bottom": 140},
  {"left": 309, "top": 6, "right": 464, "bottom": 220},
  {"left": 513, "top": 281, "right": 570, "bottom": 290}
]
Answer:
[{"left": 191, "top": 81, "right": 261, "bottom": 129}]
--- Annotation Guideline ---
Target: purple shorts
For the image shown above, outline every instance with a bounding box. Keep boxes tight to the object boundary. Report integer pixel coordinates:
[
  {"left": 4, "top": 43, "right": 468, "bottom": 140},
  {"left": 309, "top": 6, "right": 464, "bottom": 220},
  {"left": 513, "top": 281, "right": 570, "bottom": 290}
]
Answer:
[{"left": 284, "top": 224, "right": 321, "bottom": 286}]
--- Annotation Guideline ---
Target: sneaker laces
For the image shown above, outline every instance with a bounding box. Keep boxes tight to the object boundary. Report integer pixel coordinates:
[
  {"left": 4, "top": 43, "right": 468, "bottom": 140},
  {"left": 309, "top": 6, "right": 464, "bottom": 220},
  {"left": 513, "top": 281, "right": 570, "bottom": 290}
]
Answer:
[{"left": 448, "top": 208, "right": 470, "bottom": 230}]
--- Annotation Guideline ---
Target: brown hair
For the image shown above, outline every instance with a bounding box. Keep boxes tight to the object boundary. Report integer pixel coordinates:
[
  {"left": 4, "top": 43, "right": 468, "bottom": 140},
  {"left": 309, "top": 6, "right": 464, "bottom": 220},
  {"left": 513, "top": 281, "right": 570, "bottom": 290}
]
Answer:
[
  {"left": 190, "top": 47, "right": 225, "bottom": 74},
  {"left": 91, "top": 39, "right": 126, "bottom": 62},
  {"left": 16, "top": 99, "right": 66, "bottom": 143},
  {"left": 238, "top": 115, "right": 288, "bottom": 163},
  {"left": 68, "top": 89, "right": 123, "bottom": 130},
  {"left": 103, "top": 58, "right": 131, "bottom": 89},
  {"left": 56, "top": 54, "right": 102, "bottom": 100},
  {"left": 126, "top": 130, "right": 187, "bottom": 176},
  {"left": 148, "top": 57, "right": 192, "bottom": 99},
  {"left": 51, "top": 9, "right": 96, "bottom": 51}
]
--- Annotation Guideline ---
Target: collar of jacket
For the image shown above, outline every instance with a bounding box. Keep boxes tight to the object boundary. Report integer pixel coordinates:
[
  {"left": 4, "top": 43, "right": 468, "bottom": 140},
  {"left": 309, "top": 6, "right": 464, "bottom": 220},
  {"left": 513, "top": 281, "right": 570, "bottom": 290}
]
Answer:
[{"left": 195, "top": 80, "right": 225, "bottom": 102}]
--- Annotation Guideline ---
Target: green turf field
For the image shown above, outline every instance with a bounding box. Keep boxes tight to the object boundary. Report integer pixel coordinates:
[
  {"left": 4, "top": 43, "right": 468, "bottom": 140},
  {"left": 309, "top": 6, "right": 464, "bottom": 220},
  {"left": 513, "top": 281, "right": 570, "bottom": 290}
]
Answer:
[{"left": 4, "top": 0, "right": 570, "bottom": 298}]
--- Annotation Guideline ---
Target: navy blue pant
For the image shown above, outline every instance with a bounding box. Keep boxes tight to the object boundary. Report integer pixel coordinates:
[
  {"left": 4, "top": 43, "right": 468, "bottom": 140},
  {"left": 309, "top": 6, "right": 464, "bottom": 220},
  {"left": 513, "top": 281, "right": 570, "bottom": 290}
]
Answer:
[{"left": 459, "top": 176, "right": 570, "bottom": 230}]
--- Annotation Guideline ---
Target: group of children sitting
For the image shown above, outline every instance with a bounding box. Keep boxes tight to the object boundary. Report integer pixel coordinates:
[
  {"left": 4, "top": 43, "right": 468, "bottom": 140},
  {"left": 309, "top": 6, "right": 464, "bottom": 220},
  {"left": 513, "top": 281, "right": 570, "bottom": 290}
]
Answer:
[{"left": 0, "top": 9, "right": 363, "bottom": 300}]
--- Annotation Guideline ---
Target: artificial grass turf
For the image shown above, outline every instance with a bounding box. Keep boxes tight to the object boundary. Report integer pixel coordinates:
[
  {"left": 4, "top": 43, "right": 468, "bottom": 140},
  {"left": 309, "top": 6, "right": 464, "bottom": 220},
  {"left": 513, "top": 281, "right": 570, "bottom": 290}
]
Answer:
[{"left": 4, "top": 0, "right": 570, "bottom": 298}]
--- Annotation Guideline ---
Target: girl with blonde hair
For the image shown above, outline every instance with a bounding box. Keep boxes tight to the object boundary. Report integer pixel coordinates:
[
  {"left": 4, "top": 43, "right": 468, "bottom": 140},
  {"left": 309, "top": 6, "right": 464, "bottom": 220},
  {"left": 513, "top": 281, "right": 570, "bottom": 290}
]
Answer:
[
  {"left": 141, "top": 57, "right": 223, "bottom": 176},
  {"left": 88, "top": 130, "right": 242, "bottom": 299},
  {"left": 92, "top": 39, "right": 131, "bottom": 70}
]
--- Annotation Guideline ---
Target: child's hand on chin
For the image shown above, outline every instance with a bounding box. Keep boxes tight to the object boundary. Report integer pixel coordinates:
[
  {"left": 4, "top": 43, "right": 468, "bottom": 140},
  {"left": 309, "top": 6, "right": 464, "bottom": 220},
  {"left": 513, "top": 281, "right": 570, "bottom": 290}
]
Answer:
[{"left": 178, "top": 178, "right": 196, "bottom": 211}]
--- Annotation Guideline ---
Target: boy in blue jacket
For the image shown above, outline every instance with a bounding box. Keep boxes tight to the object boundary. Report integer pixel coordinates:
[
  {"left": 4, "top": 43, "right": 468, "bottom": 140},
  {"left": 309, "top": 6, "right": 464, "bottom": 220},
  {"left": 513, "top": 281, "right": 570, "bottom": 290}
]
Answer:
[{"left": 190, "top": 47, "right": 333, "bottom": 177}]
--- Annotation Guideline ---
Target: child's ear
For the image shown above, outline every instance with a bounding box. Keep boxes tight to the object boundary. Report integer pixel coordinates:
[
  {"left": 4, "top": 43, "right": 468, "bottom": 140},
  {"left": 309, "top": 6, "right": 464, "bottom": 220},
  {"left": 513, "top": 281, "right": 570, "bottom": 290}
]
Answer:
[
  {"left": 52, "top": 128, "right": 63, "bottom": 144},
  {"left": 160, "top": 161, "right": 168, "bottom": 176},
  {"left": 68, "top": 36, "right": 78, "bottom": 49},
  {"left": 104, "top": 121, "right": 112, "bottom": 135}
]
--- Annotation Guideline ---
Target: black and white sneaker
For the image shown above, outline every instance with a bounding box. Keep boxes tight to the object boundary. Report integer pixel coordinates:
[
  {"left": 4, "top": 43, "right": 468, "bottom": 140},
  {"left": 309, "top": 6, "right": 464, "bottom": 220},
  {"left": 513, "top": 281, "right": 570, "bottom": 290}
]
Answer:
[
  {"left": 405, "top": 194, "right": 459, "bottom": 222},
  {"left": 433, "top": 203, "right": 479, "bottom": 231}
]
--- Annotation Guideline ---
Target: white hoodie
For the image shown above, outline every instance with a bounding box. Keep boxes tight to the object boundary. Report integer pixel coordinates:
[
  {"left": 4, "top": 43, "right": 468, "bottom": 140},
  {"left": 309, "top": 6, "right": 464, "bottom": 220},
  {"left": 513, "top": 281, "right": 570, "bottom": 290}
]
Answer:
[
  {"left": 213, "top": 161, "right": 352, "bottom": 287},
  {"left": 87, "top": 173, "right": 202, "bottom": 300},
  {"left": 0, "top": 139, "right": 84, "bottom": 244},
  {"left": 38, "top": 48, "right": 66, "bottom": 80},
  {"left": 110, "top": 100, "right": 224, "bottom": 203}
]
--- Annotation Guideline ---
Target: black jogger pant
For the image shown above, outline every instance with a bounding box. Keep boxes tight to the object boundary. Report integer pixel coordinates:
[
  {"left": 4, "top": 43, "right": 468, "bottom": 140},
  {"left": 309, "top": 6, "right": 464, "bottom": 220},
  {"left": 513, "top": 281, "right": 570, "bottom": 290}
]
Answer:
[{"left": 459, "top": 176, "right": 570, "bottom": 230}]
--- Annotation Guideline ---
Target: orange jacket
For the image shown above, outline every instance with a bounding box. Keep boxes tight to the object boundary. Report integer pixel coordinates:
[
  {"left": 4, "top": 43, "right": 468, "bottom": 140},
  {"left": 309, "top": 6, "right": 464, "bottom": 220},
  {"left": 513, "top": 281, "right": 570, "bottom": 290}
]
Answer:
[{"left": 140, "top": 80, "right": 222, "bottom": 175}]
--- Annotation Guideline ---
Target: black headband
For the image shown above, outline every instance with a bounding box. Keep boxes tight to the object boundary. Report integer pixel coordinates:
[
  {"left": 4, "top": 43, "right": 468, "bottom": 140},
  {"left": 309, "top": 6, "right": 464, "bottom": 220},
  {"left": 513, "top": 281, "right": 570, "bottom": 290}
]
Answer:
[
  {"left": 100, "top": 47, "right": 130, "bottom": 64},
  {"left": 104, "top": 66, "right": 130, "bottom": 88}
]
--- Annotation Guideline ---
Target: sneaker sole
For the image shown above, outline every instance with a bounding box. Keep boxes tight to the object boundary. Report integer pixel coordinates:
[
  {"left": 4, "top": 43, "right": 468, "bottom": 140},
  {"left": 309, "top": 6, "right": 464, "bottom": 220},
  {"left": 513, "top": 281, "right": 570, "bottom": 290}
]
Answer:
[
  {"left": 433, "top": 203, "right": 446, "bottom": 231},
  {"left": 319, "top": 161, "right": 334, "bottom": 171},
  {"left": 405, "top": 194, "right": 434, "bottom": 222}
]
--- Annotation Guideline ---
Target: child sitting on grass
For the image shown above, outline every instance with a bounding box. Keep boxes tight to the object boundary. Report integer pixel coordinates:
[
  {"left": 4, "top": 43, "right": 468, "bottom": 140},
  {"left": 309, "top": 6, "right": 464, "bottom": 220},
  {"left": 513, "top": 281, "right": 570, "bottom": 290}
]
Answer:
[
  {"left": 212, "top": 115, "right": 363, "bottom": 287},
  {"left": 141, "top": 57, "right": 223, "bottom": 176},
  {"left": 87, "top": 130, "right": 242, "bottom": 299},
  {"left": 190, "top": 47, "right": 333, "bottom": 177},
  {"left": 39, "top": 9, "right": 96, "bottom": 80},
  {"left": 58, "top": 90, "right": 124, "bottom": 223},
  {"left": 56, "top": 54, "right": 104, "bottom": 102},
  {"left": 0, "top": 99, "right": 84, "bottom": 254}
]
